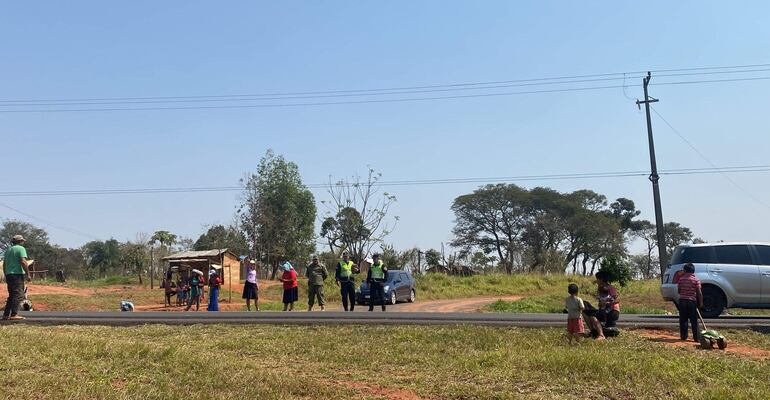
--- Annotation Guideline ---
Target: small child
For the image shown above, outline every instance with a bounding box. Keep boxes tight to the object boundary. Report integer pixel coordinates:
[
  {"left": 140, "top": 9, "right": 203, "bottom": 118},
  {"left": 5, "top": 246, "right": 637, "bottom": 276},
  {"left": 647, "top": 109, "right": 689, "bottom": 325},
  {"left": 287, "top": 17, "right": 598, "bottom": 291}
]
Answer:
[{"left": 565, "top": 283, "right": 585, "bottom": 343}]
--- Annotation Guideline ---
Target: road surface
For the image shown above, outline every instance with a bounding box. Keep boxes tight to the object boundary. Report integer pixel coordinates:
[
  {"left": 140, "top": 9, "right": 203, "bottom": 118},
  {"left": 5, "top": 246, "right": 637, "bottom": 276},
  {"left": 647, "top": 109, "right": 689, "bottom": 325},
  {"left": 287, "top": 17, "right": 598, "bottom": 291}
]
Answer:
[{"left": 10, "top": 311, "right": 770, "bottom": 328}]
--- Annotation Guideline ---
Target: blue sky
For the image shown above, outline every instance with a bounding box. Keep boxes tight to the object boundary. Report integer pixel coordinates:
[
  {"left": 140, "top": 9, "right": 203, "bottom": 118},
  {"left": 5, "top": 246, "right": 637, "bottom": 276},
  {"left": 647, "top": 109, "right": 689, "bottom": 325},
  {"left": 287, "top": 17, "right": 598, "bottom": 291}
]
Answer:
[{"left": 2, "top": 1, "right": 769, "bottom": 252}]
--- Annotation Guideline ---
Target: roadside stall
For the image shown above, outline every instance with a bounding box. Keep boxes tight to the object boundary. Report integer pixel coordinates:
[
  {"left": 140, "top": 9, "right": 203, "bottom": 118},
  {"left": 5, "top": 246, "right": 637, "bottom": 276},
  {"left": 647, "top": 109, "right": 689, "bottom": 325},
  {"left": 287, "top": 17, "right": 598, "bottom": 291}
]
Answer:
[{"left": 161, "top": 249, "right": 241, "bottom": 306}]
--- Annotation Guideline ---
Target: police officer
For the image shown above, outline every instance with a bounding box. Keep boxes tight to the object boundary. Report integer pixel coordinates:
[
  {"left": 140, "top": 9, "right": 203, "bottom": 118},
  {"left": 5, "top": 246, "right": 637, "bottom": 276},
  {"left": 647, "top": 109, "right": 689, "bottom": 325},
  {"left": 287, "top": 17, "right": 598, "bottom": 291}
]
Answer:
[
  {"left": 367, "top": 253, "right": 388, "bottom": 312},
  {"left": 335, "top": 251, "right": 359, "bottom": 311}
]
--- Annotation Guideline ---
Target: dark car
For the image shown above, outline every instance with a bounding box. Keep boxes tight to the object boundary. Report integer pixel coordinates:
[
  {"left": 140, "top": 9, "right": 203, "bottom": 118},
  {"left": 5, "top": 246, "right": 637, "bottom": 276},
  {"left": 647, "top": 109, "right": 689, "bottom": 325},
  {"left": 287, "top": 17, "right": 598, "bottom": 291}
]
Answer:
[{"left": 356, "top": 270, "right": 416, "bottom": 305}]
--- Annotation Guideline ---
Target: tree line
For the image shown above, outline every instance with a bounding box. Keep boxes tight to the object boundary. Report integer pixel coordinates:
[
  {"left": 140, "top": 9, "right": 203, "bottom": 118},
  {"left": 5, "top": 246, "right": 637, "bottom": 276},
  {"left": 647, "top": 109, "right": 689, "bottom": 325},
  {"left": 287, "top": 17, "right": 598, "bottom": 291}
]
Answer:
[{"left": 1, "top": 150, "right": 699, "bottom": 282}]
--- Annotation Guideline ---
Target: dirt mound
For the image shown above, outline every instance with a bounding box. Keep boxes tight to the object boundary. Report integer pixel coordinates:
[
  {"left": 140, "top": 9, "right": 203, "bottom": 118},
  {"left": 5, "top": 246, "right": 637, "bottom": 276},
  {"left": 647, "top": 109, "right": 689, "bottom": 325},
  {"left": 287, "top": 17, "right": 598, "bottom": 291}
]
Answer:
[{"left": 635, "top": 328, "right": 770, "bottom": 360}]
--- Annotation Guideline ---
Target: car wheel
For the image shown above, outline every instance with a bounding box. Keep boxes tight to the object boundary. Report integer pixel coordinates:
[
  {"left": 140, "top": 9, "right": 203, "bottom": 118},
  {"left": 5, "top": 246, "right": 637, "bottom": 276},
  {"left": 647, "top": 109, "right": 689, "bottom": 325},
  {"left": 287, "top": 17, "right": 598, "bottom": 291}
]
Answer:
[
  {"left": 408, "top": 289, "right": 415, "bottom": 303},
  {"left": 700, "top": 286, "right": 725, "bottom": 318},
  {"left": 390, "top": 291, "right": 397, "bottom": 305}
]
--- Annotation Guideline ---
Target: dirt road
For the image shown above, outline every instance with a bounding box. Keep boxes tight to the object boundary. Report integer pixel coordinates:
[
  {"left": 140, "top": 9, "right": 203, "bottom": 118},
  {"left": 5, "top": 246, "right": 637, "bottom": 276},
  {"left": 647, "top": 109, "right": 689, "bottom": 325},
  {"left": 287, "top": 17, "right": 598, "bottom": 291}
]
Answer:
[{"left": 383, "top": 296, "right": 523, "bottom": 313}]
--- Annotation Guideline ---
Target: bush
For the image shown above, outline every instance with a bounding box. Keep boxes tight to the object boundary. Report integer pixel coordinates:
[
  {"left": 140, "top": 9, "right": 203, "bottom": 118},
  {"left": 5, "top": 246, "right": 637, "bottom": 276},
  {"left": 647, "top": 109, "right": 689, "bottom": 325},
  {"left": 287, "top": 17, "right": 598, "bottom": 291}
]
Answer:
[{"left": 597, "top": 256, "right": 632, "bottom": 287}]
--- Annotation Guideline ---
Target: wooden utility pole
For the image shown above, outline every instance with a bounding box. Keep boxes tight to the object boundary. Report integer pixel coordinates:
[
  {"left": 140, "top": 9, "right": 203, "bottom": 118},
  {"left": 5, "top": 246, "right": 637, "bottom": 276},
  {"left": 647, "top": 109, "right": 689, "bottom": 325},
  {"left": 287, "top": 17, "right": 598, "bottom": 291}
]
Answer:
[{"left": 636, "top": 72, "right": 668, "bottom": 279}]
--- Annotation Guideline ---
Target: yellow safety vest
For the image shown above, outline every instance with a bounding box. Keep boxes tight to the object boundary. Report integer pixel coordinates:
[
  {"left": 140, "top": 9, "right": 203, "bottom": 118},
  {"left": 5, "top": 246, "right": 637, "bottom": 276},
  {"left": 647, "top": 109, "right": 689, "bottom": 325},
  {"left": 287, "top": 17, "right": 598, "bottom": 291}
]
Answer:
[
  {"left": 339, "top": 260, "right": 354, "bottom": 278},
  {"left": 370, "top": 261, "right": 385, "bottom": 280}
]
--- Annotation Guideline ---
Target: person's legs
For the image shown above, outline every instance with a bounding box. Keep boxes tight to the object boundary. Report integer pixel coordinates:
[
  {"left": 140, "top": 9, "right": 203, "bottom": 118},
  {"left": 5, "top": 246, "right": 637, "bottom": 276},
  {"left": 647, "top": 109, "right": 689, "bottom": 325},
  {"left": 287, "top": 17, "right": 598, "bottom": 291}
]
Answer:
[
  {"left": 5, "top": 275, "right": 25, "bottom": 318},
  {"left": 589, "top": 315, "right": 605, "bottom": 339},
  {"left": 317, "top": 285, "right": 325, "bottom": 310},
  {"left": 307, "top": 285, "right": 316, "bottom": 311},
  {"left": 688, "top": 301, "right": 700, "bottom": 341},
  {"left": 368, "top": 283, "right": 376, "bottom": 311},
  {"left": 346, "top": 283, "right": 355, "bottom": 311},
  {"left": 246, "top": 298, "right": 251, "bottom": 311},
  {"left": 605, "top": 310, "right": 619, "bottom": 328},
  {"left": 678, "top": 301, "right": 689, "bottom": 340},
  {"left": 340, "top": 283, "right": 350, "bottom": 311}
]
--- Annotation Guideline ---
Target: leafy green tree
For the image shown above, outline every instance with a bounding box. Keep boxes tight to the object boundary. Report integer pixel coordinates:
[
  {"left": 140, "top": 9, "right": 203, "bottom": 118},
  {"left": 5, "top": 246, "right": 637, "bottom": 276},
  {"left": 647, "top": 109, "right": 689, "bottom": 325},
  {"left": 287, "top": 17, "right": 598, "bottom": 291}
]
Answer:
[
  {"left": 597, "top": 255, "right": 633, "bottom": 287},
  {"left": 424, "top": 249, "right": 442, "bottom": 269},
  {"left": 664, "top": 222, "right": 694, "bottom": 259},
  {"left": 194, "top": 224, "right": 248, "bottom": 256},
  {"left": 239, "top": 150, "right": 316, "bottom": 278},
  {"left": 451, "top": 184, "right": 530, "bottom": 274},
  {"left": 0, "top": 220, "right": 61, "bottom": 273},
  {"left": 149, "top": 230, "right": 177, "bottom": 252},
  {"left": 119, "top": 242, "right": 148, "bottom": 282},
  {"left": 82, "top": 239, "right": 121, "bottom": 278}
]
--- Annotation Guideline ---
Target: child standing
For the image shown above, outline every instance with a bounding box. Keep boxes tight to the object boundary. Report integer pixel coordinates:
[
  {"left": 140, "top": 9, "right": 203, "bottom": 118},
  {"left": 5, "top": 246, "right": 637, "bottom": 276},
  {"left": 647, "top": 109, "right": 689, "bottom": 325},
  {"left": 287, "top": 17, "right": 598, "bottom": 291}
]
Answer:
[
  {"left": 676, "top": 263, "right": 703, "bottom": 341},
  {"left": 565, "top": 283, "right": 586, "bottom": 344}
]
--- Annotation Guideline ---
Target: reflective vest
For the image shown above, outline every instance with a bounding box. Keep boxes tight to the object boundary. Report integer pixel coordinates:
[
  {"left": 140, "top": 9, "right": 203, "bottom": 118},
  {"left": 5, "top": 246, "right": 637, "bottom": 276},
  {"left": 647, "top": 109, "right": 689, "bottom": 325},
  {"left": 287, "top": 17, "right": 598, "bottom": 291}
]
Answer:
[
  {"left": 370, "top": 261, "right": 385, "bottom": 280},
  {"left": 339, "top": 260, "right": 354, "bottom": 278}
]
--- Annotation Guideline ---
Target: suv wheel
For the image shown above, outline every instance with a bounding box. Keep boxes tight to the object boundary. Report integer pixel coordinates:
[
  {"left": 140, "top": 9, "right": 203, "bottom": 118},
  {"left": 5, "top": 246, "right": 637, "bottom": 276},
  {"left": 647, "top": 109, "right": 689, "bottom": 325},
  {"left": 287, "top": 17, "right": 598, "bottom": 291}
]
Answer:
[
  {"left": 700, "top": 286, "right": 725, "bottom": 318},
  {"left": 408, "top": 289, "right": 415, "bottom": 303},
  {"left": 390, "top": 291, "right": 397, "bottom": 305}
]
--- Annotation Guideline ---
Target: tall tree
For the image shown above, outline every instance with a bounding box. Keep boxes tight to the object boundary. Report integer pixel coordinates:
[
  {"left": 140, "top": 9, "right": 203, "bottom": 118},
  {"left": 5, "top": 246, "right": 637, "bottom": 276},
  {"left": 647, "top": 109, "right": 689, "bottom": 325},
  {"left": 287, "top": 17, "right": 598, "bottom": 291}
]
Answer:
[
  {"left": 321, "top": 168, "right": 397, "bottom": 262},
  {"left": 0, "top": 220, "right": 58, "bottom": 271},
  {"left": 239, "top": 150, "right": 316, "bottom": 278},
  {"left": 194, "top": 224, "right": 248, "bottom": 256},
  {"left": 82, "top": 239, "right": 121, "bottom": 278},
  {"left": 451, "top": 184, "right": 530, "bottom": 274}
]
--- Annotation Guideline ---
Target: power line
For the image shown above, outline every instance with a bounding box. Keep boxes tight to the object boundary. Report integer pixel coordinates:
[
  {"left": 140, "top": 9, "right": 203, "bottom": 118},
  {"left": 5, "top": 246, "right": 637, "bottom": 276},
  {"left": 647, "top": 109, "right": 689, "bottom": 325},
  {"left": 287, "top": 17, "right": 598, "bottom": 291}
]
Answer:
[
  {"left": 651, "top": 107, "right": 770, "bottom": 212},
  {"left": 0, "top": 165, "right": 768, "bottom": 198},
  {"left": 5, "top": 68, "right": 769, "bottom": 108},
  {"left": 2, "top": 75, "right": 769, "bottom": 114},
  {"left": 0, "top": 201, "right": 101, "bottom": 240},
  {"left": 2, "top": 62, "right": 768, "bottom": 104},
  {"left": 8, "top": 68, "right": 770, "bottom": 108}
]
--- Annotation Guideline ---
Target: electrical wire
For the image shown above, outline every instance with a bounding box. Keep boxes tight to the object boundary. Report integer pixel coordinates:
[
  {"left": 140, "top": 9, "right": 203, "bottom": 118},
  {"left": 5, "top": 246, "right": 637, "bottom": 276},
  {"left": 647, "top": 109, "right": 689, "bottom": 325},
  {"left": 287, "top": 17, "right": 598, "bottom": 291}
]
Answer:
[
  {"left": 651, "top": 107, "right": 770, "bottom": 212},
  {"left": 0, "top": 201, "right": 101, "bottom": 240},
  {"left": 0, "top": 165, "right": 768, "bottom": 198},
  {"left": 2, "top": 62, "right": 768, "bottom": 104},
  {"left": 1, "top": 75, "right": 769, "bottom": 113}
]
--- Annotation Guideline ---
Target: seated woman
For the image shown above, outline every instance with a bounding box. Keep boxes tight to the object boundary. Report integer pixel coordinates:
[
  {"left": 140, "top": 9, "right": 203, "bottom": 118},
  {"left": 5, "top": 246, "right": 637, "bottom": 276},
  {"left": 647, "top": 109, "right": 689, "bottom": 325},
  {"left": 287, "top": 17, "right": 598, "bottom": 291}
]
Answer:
[{"left": 583, "top": 271, "right": 620, "bottom": 339}]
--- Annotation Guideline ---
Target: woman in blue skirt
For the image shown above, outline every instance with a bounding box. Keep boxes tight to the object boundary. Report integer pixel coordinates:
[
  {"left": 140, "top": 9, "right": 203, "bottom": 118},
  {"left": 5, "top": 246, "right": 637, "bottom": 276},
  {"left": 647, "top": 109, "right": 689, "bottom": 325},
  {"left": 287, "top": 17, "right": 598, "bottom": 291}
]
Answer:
[{"left": 207, "top": 269, "right": 222, "bottom": 311}]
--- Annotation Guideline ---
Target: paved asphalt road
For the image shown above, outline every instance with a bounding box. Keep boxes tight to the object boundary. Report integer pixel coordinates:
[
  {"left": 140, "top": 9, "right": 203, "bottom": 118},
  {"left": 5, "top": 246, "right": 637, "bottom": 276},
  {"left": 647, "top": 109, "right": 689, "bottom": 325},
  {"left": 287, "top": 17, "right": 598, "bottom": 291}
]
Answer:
[{"left": 11, "top": 311, "right": 770, "bottom": 329}]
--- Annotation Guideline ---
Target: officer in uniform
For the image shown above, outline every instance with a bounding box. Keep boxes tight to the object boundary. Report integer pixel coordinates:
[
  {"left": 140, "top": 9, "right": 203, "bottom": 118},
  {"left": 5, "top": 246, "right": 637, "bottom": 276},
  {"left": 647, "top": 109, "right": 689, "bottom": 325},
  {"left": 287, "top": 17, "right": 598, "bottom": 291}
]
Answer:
[
  {"left": 335, "top": 251, "right": 359, "bottom": 311},
  {"left": 367, "top": 253, "right": 388, "bottom": 312}
]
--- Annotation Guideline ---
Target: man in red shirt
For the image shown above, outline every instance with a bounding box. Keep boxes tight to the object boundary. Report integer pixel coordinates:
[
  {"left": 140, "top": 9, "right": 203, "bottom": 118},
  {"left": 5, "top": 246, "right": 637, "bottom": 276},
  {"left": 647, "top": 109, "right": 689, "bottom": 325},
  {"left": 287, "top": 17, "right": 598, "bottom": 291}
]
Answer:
[{"left": 677, "top": 263, "right": 703, "bottom": 341}]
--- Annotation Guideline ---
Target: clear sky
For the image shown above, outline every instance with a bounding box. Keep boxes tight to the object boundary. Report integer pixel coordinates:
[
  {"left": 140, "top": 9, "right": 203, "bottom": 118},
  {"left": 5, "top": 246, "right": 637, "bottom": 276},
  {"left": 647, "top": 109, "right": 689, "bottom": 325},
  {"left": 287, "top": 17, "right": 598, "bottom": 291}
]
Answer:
[{"left": 2, "top": 1, "right": 769, "bottom": 253}]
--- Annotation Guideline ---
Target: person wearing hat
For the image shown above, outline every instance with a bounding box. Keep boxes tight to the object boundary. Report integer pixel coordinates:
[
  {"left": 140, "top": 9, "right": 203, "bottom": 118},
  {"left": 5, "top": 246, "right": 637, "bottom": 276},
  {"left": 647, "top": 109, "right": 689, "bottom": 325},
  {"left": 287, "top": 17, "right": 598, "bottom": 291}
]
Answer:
[
  {"left": 207, "top": 269, "right": 222, "bottom": 312},
  {"left": 279, "top": 262, "right": 298, "bottom": 311},
  {"left": 366, "top": 253, "right": 388, "bottom": 312},
  {"left": 305, "top": 255, "right": 328, "bottom": 311},
  {"left": 3, "top": 235, "right": 31, "bottom": 321},
  {"left": 335, "top": 251, "right": 359, "bottom": 312},
  {"left": 185, "top": 270, "right": 204, "bottom": 311},
  {"left": 242, "top": 260, "right": 259, "bottom": 311}
]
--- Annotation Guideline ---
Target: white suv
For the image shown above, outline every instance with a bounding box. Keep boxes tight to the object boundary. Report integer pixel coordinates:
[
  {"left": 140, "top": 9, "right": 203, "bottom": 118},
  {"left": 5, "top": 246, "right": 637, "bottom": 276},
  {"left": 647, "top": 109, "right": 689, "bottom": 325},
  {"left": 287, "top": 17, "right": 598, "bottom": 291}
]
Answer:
[{"left": 660, "top": 242, "right": 770, "bottom": 318}]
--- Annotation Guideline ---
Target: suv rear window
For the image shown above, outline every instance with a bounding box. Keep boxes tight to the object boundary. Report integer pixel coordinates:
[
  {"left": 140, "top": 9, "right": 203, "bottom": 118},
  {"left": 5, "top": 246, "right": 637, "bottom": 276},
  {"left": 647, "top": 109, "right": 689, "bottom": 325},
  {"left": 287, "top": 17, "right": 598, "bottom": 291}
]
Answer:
[
  {"left": 754, "top": 245, "right": 770, "bottom": 265},
  {"left": 671, "top": 246, "right": 715, "bottom": 264},
  {"left": 713, "top": 245, "right": 753, "bottom": 265}
]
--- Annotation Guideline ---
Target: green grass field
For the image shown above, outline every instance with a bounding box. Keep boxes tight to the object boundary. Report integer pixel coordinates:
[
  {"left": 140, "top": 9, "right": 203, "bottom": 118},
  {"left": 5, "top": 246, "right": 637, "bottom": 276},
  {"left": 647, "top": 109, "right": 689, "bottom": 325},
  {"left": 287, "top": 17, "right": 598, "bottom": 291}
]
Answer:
[{"left": 0, "top": 324, "right": 768, "bottom": 399}]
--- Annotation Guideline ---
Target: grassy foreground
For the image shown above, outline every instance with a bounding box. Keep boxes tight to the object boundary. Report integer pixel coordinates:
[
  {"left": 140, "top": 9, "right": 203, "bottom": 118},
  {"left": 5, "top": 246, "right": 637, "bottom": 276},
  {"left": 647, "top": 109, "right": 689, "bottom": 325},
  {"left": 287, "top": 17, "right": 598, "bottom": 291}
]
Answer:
[{"left": 0, "top": 324, "right": 768, "bottom": 399}]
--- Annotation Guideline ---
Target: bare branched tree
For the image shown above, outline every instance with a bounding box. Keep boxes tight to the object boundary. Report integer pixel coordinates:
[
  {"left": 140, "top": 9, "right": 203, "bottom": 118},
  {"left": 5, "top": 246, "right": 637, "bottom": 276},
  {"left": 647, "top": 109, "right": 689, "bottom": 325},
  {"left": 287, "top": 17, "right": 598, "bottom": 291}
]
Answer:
[{"left": 321, "top": 168, "right": 398, "bottom": 262}]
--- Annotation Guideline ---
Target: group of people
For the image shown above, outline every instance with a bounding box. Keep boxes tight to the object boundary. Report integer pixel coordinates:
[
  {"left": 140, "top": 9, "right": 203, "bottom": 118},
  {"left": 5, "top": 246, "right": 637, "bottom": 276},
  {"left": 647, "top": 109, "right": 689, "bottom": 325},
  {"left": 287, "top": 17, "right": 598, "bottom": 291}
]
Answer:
[
  {"left": 162, "top": 267, "right": 223, "bottom": 312},
  {"left": 564, "top": 271, "right": 621, "bottom": 343},
  {"left": 273, "top": 251, "right": 389, "bottom": 312},
  {"left": 565, "top": 263, "right": 703, "bottom": 343}
]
